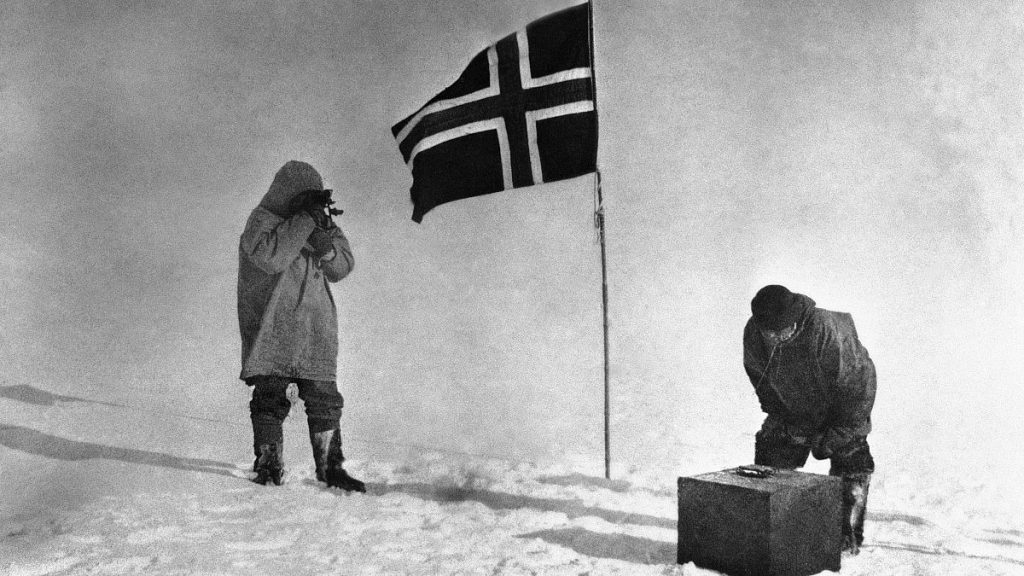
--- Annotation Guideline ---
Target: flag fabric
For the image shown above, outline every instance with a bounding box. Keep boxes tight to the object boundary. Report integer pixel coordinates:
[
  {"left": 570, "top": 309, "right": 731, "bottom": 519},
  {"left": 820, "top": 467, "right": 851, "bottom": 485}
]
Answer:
[{"left": 392, "top": 2, "right": 597, "bottom": 223}]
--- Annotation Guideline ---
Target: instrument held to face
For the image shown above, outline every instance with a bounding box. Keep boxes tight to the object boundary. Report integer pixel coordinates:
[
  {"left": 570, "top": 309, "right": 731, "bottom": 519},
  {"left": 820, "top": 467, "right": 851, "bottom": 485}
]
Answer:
[{"left": 292, "top": 188, "right": 344, "bottom": 227}]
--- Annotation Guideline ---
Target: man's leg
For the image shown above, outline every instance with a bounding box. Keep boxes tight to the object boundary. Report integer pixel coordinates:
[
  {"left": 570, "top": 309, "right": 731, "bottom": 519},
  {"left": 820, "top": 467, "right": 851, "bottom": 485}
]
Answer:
[
  {"left": 754, "top": 416, "right": 811, "bottom": 469},
  {"left": 297, "top": 380, "right": 365, "bottom": 492},
  {"left": 829, "top": 437, "right": 875, "bottom": 555},
  {"left": 248, "top": 376, "right": 291, "bottom": 485}
]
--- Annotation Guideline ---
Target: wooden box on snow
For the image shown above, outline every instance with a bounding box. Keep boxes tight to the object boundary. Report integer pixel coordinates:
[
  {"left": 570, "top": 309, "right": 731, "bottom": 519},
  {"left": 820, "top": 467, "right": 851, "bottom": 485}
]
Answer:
[{"left": 677, "top": 466, "right": 842, "bottom": 576}]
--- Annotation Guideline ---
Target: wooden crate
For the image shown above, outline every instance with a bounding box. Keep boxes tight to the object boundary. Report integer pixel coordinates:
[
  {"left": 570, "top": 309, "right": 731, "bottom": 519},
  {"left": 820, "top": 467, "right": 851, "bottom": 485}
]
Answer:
[{"left": 677, "top": 466, "right": 842, "bottom": 576}]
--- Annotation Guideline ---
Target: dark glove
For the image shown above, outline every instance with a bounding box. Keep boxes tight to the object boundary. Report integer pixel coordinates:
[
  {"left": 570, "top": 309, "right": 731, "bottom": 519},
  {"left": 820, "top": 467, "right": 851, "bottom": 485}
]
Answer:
[{"left": 307, "top": 227, "right": 334, "bottom": 258}]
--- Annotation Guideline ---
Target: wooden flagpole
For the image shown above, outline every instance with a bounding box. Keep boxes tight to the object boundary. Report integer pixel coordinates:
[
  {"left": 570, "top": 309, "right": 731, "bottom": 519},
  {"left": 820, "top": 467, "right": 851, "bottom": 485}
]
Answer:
[
  {"left": 586, "top": 0, "right": 611, "bottom": 480},
  {"left": 596, "top": 172, "right": 610, "bottom": 480}
]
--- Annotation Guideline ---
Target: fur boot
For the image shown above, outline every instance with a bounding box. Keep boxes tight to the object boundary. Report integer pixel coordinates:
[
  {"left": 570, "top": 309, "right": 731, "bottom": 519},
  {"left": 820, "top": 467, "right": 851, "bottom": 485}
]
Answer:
[
  {"left": 310, "top": 428, "right": 365, "bottom": 492},
  {"left": 253, "top": 442, "right": 284, "bottom": 486},
  {"left": 841, "top": 473, "right": 871, "bottom": 554}
]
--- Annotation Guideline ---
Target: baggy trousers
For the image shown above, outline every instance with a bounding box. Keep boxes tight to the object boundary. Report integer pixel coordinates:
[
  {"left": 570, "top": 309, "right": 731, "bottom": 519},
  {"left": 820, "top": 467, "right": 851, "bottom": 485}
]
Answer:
[
  {"left": 754, "top": 417, "right": 874, "bottom": 550},
  {"left": 247, "top": 375, "right": 345, "bottom": 460}
]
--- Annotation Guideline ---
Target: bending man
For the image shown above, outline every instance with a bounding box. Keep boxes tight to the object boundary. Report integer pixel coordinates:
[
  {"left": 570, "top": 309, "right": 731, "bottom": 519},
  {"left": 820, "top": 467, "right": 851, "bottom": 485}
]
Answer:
[{"left": 743, "top": 285, "right": 876, "bottom": 554}]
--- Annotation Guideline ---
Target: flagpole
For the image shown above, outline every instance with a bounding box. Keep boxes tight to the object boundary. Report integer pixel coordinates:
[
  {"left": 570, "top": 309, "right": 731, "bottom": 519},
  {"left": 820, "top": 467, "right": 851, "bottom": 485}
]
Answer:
[
  {"left": 595, "top": 171, "right": 611, "bottom": 481},
  {"left": 586, "top": 0, "right": 611, "bottom": 481}
]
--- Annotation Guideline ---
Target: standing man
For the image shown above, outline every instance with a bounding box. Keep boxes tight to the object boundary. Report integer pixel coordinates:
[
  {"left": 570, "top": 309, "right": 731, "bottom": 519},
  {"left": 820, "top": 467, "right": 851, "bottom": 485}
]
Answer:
[
  {"left": 743, "top": 285, "right": 876, "bottom": 554},
  {"left": 237, "top": 160, "right": 364, "bottom": 492}
]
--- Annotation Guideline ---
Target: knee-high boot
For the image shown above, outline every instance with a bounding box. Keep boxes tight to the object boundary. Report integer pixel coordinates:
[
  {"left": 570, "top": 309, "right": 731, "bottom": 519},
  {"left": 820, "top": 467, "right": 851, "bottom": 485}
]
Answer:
[
  {"left": 309, "top": 427, "right": 365, "bottom": 492},
  {"left": 251, "top": 418, "right": 285, "bottom": 486},
  {"left": 841, "top": 473, "right": 871, "bottom": 554},
  {"left": 249, "top": 377, "right": 290, "bottom": 485}
]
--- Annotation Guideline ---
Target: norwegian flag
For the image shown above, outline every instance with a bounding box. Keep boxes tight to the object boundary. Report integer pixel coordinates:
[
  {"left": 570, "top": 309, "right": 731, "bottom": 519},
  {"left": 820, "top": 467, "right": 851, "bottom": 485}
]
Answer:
[{"left": 392, "top": 2, "right": 597, "bottom": 223}]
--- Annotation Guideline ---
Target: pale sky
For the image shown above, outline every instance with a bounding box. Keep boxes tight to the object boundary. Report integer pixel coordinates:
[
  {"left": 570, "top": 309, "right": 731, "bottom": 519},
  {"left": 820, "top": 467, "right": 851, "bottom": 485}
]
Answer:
[{"left": 2, "top": 0, "right": 1022, "bottom": 479}]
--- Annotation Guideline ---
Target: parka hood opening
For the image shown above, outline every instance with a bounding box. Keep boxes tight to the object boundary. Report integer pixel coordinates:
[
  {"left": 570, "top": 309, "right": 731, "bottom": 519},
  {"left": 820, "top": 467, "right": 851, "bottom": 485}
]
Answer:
[{"left": 258, "top": 160, "right": 324, "bottom": 218}]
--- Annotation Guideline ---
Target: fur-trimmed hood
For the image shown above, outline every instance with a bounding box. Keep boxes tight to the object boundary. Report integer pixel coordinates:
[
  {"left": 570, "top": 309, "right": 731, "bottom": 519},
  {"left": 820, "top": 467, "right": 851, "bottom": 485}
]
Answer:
[{"left": 258, "top": 160, "right": 324, "bottom": 218}]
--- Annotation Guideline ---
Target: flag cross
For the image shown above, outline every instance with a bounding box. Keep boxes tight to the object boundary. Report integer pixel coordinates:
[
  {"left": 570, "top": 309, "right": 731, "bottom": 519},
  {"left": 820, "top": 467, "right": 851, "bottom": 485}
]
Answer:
[{"left": 398, "top": 31, "right": 594, "bottom": 191}]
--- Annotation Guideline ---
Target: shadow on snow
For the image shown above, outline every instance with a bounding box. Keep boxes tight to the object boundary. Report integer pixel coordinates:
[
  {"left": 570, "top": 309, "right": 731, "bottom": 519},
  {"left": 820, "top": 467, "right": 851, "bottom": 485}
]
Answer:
[
  {"left": 0, "top": 424, "right": 239, "bottom": 478},
  {"left": 516, "top": 527, "right": 676, "bottom": 565},
  {"left": 0, "top": 384, "right": 123, "bottom": 408},
  {"left": 368, "top": 481, "right": 677, "bottom": 565},
  {"left": 368, "top": 481, "right": 676, "bottom": 530}
]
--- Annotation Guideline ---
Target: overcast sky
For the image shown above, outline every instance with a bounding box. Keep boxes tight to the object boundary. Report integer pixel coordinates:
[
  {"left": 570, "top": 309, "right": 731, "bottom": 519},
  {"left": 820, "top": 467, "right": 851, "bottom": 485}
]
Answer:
[{"left": 2, "top": 0, "right": 1022, "bottom": 479}]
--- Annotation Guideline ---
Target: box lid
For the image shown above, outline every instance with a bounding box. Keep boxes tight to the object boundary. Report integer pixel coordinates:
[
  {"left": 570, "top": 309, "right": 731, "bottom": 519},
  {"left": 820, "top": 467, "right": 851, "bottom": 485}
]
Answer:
[{"left": 681, "top": 466, "right": 840, "bottom": 494}]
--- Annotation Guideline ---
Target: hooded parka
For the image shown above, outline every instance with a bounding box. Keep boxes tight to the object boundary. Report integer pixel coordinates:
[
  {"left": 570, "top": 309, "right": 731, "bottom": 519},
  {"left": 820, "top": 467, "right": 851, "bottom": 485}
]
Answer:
[
  {"left": 742, "top": 293, "right": 876, "bottom": 446},
  {"left": 237, "top": 161, "right": 354, "bottom": 381}
]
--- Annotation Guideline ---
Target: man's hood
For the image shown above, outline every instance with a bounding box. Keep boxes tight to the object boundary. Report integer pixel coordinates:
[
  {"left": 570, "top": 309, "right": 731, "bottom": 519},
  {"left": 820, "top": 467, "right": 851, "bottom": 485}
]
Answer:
[
  {"left": 258, "top": 160, "right": 324, "bottom": 217},
  {"left": 790, "top": 292, "right": 817, "bottom": 331}
]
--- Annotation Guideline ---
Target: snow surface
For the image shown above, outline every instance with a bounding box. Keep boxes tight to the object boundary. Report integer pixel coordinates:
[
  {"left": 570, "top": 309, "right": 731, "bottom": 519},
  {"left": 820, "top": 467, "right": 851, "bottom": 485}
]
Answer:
[{"left": 2, "top": 384, "right": 1023, "bottom": 576}]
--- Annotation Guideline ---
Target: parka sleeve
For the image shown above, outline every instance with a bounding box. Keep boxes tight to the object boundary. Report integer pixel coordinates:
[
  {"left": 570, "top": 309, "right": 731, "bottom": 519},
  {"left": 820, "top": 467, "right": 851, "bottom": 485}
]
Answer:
[
  {"left": 240, "top": 209, "right": 317, "bottom": 274},
  {"left": 321, "top": 226, "right": 354, "bottom": 283},
  {"left": 817, "top": 314, "right": 876, "bottom": 439}
]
